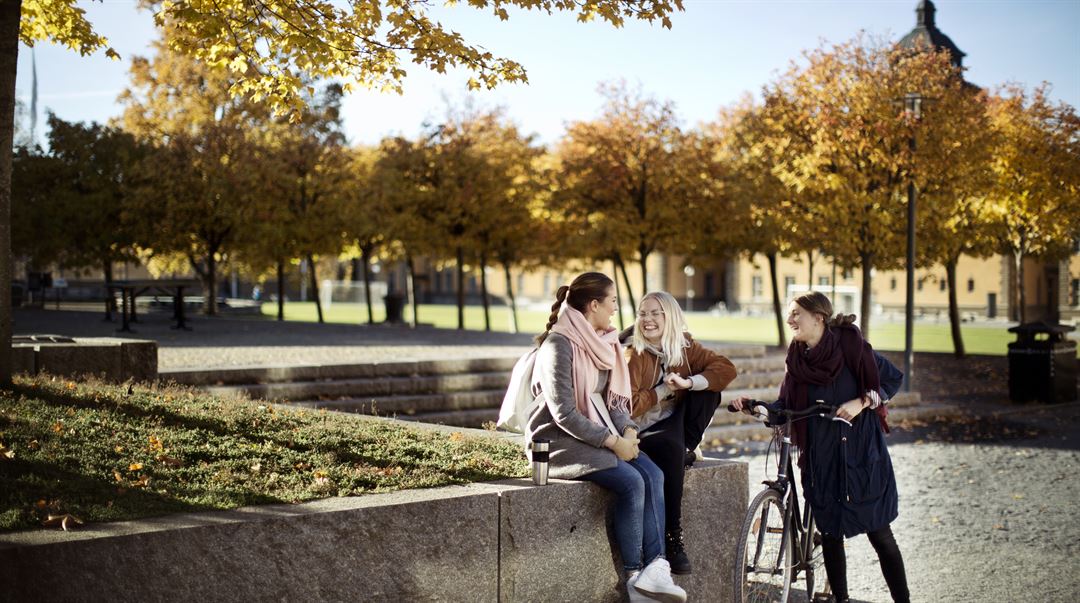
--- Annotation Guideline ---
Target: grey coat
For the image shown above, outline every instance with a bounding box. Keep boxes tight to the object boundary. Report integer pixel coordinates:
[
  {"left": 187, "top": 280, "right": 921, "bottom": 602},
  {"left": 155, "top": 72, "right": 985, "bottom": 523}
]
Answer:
[{"left": 525, "top": 332, "right": 638, "bottom": 479}]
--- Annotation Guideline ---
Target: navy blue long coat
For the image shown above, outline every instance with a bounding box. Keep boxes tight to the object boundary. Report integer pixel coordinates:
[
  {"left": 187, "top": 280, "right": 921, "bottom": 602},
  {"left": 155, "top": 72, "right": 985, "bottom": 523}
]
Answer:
[{"left": 798, "top": 352, "right": 903, "bottom": 538}]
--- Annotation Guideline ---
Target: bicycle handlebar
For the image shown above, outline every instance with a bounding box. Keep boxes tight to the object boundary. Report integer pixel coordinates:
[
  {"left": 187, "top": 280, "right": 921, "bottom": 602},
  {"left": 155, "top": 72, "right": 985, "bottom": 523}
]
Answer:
[{"left": 725, "top": 400, "right": 837, "bottom": 425}]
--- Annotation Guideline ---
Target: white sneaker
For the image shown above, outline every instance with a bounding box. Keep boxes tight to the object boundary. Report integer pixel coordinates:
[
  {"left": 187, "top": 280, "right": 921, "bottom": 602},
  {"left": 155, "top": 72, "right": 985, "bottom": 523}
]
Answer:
[
  {"left": 632, "top": 557, "right": 687, "bottom": 603},
  {"left": 626, "top": 571, "right": 651, "bottom": 602}
]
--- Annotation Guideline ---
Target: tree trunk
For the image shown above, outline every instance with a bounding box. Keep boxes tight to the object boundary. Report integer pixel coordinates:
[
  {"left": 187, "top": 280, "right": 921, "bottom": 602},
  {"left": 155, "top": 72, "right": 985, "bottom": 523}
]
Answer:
[
  {"left": 807, "top": 250, "right": 815, "bottom": 289},
  {"left": 767, "top": 252, "right": 787, "bottom": 348},
  {"left": 307, "top": 254, "right": 323, "bottom": 324},
  {"left": 860, "top": 252, "right": 873, "bottom": 341},
  {"left": 638, "top": 247, "right": 649, "bottom": 302},
  {"left": 479, "top": 252, "right": 491, "bottom": 332},
  {"left": 406, "top": 253, "right": 419, "bottom": 328},
  {"left": 611, "top": 257, "right": 625, "bottom": 330},
  {"left": 276, "top": 259, "right": 285, "bottom": 321},
  {"left": 1015, "top": 249, "right": 1026, "bottom": 324},
  {"left": 456, "top": 246, "right": 466, "bottom": 330},
  {"left": 103, "top": 260, "right": 115, "bottom": 320},
  {"left": 360, "top": 245, "right": 374, "bottom": 325},
  {"left": 0, "top": 0, "right": 21, "bottom": 386},
  {"left": 831, "top": 259, "right": 837, "bottom": 301},
  {"left": 503, "top": 263, "right": 519, "bottom": 334},
  {"left": 615, "top": 254, "right": 637, "bottom": 313},
  {"left": 205, "top": 251, "right": 218, "bottom": 316},
  {"left": 945, "top": 255, "right": 965, "bottom": 359}
]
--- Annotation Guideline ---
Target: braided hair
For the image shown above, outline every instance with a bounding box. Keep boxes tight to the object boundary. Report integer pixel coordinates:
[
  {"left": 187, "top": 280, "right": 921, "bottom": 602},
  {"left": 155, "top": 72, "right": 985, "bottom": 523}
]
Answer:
[{"left": 534, "top": 272, "right": 615, "bottom": 345}]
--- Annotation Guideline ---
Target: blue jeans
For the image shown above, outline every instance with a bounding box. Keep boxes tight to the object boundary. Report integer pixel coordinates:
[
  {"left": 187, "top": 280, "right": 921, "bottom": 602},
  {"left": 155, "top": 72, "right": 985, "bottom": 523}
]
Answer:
[{"left": 579, "top": 453, "right": 666, "bottom": 571}]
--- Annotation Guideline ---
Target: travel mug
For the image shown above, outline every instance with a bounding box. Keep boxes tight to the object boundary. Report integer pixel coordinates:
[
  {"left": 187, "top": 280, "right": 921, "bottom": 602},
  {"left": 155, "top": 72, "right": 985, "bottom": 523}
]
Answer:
[{"left": 530, "top": 438, "right": 550, "bottom": 486}]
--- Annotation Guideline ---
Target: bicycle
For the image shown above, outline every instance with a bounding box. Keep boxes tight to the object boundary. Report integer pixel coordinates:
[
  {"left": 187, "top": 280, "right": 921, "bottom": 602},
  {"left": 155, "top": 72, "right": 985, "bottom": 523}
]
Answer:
[{"left": 729, "top": 400, "right": 837, "bottom": 603}]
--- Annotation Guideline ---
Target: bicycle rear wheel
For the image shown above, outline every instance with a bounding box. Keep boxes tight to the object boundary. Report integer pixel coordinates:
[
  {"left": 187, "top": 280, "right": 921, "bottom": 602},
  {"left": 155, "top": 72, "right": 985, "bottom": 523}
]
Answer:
[{"left": 734, "top": 488, "right": 793, "bottom": 603}]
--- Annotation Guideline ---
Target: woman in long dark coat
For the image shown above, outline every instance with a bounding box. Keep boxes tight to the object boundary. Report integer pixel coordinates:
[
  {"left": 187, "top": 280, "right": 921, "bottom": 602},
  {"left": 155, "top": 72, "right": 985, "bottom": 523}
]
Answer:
[{"left": 734, "top": 291, "right": 909, "bottom": 603}]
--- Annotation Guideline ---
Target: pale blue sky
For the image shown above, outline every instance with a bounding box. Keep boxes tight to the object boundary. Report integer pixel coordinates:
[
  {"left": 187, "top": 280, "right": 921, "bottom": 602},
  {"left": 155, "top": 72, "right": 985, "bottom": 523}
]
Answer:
[{"left": 15, "top": 0, "right": 1080, "bottom": 147}]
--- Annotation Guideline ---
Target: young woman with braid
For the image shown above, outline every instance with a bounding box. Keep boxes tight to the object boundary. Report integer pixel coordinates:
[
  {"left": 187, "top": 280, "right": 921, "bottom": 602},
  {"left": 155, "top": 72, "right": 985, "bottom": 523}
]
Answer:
[
  {"left": 526, "top": 272, "right": 685, "bottom": 602},
  {"left": 625, "top": 291, "right": 737, "bottom": 575},
  {"left": 732, "top": 292, "right": 909, "bottom": 603}
]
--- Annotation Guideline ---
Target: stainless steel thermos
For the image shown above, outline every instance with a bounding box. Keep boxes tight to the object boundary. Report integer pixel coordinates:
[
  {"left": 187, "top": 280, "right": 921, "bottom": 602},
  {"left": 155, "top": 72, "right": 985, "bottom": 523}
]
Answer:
[{"left": 530, "top": 438, "right": 550, "bottom": 486}]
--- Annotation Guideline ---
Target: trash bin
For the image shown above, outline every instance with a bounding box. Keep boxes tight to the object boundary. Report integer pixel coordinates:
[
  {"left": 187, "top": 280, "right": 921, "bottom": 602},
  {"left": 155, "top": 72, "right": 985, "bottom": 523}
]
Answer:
[
  {"left": 384, "top": 293, "right": 407, "bottom": 324},
  {"left": 1007, "top": 321, "right": 1077, "bottom": 403}
]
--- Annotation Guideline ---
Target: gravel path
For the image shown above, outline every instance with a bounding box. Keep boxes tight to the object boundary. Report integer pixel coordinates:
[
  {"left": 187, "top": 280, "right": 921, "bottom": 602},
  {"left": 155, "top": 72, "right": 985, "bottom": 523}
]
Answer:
[{"left": 708, "top": 403, "right": 1080, "bottom": 603}]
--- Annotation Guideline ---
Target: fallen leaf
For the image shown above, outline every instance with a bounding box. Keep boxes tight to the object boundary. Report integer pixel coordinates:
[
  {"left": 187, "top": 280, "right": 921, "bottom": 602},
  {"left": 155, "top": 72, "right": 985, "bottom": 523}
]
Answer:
[
  {"left": 113, "top": 470, "right": 123, "bottom": 482},
  {"left": 1012, "top": 493, "right": 1025, "bottom": 500},
  {"left": 449, "top": 432, "right": 465, "bottom": 442},
  {"left": 148, "top": 435, "right": 164, "bottom": 452},
  {"left": 27, "top": 440, "right": 40, "bottom": 451},
  {"left": 34, "top": 499, "right": 47, "bottom": 509},
  {"left": 114, "top": 445, "right": 124, "bottom": 453},
  {"left": 43, "top": 513, "right": 84, "bottom": 531},
  {"left": 51, "top": 421, "right": 64, "bottom": 433},
  {"left": 65, "top": 382, "right": 76, "bottom": 391},
  {"left": 0, "top": 444, "right": 14, "bottom": 459},
  {"left": 128, "top": 463, "right": 143, "bottom": 471},
  {"left": 133, "top": 475, "right": 150, "bottom": 488}
]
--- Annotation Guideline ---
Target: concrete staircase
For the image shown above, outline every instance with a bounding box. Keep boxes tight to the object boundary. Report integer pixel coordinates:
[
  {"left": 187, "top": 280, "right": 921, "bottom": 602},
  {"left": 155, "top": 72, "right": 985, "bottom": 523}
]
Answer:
[{"left": 162, "top": 343, "right": 920, "bottom": 431}]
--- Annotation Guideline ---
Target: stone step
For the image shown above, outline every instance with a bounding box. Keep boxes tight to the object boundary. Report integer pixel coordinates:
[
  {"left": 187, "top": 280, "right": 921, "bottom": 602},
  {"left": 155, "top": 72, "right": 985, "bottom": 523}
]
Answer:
[
  {"left": 164, "top": 357, "right": 521, "bottom": 386},
  {"left": 700, "top": 342, "right": 768, "bottom": 358},
  {"left": 729, "top": 354, "right": 787, "bottom": 374},
  {"left": 728, "top": 369, "right": 786, "bottom": 390},
  {"left": 399, "top": 408, "right": 500, "bottom": 429},
  {"left": 286, "top": 390, "right": 507, "bottom": 415},
  {"left": 205, "top": 371, "right": 512, "bottom": 401}
]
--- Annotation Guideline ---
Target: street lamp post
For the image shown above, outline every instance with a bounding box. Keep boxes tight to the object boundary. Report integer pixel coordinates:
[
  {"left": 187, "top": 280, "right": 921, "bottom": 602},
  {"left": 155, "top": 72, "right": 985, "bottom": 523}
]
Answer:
[
  {"left": 684, "top": 265, "right": 695, "bottom": 312},
  {"left": 901, "top": 92, "right": 923, "bottom": 393}
]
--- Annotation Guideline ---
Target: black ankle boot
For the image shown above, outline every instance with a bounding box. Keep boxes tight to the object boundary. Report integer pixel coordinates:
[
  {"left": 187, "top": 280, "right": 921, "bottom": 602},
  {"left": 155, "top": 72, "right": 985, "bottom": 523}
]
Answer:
[{"left": 665, "top": 528, "right": 691, "bottom": 575}]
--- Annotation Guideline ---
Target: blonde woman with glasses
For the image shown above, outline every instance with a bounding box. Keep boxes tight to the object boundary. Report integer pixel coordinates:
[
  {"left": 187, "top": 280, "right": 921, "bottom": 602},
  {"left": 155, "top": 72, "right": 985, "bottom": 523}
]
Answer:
[{"left": 623, "top": 291, "right": 737, "bottom": 575}]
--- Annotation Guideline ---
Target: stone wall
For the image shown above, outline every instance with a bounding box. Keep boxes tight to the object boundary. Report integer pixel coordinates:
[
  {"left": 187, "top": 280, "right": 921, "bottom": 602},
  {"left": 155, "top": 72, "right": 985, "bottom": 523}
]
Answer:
[
  {"left": 11, "top": 338, "right": 157, "bottom": 382},
  {"left": 0, "top": 460, "right": 746, "bottom": 602}
]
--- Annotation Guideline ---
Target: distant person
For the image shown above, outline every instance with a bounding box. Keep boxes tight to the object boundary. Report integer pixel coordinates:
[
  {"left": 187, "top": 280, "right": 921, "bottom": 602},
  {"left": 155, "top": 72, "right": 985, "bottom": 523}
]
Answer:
[
  {"left": 731, "top": 291, "right": 908, "bottom": 603},
  {"left": 624, "top": 291, "right": 737, "bottom": 575},
  {"left": 527, "top": 272, "right": 685, "bottom": 602}
]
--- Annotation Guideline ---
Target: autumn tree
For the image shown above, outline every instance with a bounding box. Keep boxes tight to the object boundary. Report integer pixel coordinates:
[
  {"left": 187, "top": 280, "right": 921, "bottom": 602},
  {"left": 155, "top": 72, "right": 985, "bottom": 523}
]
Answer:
[
  {"left": 120, "top": 37, "right": 267, "bottom": 315},
  {"left": 556, "top": 82, "right": 689, "bottom": 302},
  {"left": 1, "top": 0, "right": 683, "bottom": 383},
  {"left": 986, "top": 84, "right": 1080, "bottom": 323},
  {"left": 910, "top": 76, "right": 997, "bottom": 358},
  {"left": 764, "top": 35, "right": 975, "bottom": 340},
  {"left": 340, "top": 145, "right": 388, "bottom": 325}
]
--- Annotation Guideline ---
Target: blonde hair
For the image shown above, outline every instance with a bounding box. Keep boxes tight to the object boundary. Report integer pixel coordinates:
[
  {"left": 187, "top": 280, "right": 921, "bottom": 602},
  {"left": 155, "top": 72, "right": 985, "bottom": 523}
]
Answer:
[{"left": 631, "top": 291, "right": 690, "bottom": 367}]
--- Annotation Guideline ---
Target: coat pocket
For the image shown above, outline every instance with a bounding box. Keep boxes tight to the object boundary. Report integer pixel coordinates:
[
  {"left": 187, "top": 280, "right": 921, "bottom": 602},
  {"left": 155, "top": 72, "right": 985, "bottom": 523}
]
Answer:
[{"left": 844, "top": 427, "right": 886, "bottom": 504}]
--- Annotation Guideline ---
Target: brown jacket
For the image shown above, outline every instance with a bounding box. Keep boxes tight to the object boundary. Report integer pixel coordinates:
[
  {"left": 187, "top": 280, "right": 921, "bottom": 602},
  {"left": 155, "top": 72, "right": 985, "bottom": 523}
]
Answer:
[{"left": 626, "top": 335, "right": 738, "bottom": 419}]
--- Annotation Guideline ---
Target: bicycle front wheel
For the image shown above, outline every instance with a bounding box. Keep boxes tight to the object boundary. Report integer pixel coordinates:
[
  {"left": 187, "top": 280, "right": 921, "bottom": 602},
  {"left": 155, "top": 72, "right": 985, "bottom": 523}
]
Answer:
[{"left": 734, "top": 488, "right": 793, "bottom": 603}]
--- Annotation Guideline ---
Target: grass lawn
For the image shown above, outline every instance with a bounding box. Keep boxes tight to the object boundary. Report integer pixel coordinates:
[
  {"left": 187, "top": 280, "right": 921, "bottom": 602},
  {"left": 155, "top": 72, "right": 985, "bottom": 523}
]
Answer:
[
  {"left": 261, "top": 302, "right": 1037, "bottom": 356},
  {"left": 0, "top": 376, "right": 527, "bottom": 532}
]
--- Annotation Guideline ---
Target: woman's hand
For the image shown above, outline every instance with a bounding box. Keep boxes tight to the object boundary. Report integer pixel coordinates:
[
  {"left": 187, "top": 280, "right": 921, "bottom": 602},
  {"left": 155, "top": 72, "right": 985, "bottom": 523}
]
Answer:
[
  {"left": 664, "top": 372, "right": 693, "bottom": 391},
  {"left": 609, "top": 434, "right": 640, "bottom": 461},
  {"left": 836, "top": 397, "right": 868, "bottom": 422},
  {"left": 730, "top": 396, "right": 753, "bottom": 413}
]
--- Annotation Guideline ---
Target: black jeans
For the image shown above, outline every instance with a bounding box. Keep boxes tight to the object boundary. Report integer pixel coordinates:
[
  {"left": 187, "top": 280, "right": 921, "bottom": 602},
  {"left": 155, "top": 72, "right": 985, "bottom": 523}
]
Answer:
[
  {"left": 637, "top": 390, "right": 720, "bottom": 532},
  {"left": 821, "top": 525, "right": 910, "bottom": 603}
]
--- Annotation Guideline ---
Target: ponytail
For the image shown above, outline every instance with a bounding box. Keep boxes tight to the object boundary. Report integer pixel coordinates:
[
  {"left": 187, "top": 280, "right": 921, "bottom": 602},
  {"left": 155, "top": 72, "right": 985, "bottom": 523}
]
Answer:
[
  {"left": 534, "top": 285, "right": 570, "bottom": 345},
  {"left": 828, "top": 313, "right": 857, "bottom": 327}
]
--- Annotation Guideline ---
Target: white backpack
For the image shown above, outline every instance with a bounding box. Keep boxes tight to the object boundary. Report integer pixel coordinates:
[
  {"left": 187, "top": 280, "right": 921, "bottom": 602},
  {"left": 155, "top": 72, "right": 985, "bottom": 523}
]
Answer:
[{"left": 496, "top": 349, "right": 540, "bottom": 434}]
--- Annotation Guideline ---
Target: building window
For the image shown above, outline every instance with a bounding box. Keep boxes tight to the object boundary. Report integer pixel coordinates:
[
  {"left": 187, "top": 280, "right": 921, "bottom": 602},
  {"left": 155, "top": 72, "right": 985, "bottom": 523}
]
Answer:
[
  {"left": 784, "top": 276, "right": 796, "bottom": 298},
  {"left": 917, "top": 279, "right": 923, "bottom": 291},
  {"left": 842, "top": 269, "right": 853, "bottom": 280},
  {"left": 752, "top": 275, "right": 763, "bottom": 299},
  {"left": 968, "top": 278, "right": 975, "bottom": 292},
  {"left": 890, "top": 278, "right": 897, "bottom": 291},
  {"left": 818, "top": 276, "right": 830, "bottom": 287},
  {"left": 939, "top": 279, "right": 947, "bottom": 292},
  {"left": 542, "top": 273, "right": 551, "bottom": 297},
  {"left": 1071, "top": 279, "right": 1079, "bottom": 306},
  {"left": 517, "top": 274, "right": 525, "bottom": 294}
]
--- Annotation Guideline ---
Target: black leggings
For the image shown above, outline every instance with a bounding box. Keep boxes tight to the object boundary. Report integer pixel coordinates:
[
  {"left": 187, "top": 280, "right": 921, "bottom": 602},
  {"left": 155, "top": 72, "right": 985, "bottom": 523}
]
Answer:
[
  {"left": 821, "top": 525, "right": 909, "bottom": 603},
  {"left": 636, "top": 390, "right": 720, "bottom": 532}
]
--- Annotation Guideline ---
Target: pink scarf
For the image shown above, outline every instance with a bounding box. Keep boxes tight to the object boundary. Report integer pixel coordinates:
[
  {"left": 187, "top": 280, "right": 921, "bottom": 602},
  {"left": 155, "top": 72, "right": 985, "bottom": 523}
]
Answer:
[{"left": 534, "top": 306, "right": 632, "bottom": 427}]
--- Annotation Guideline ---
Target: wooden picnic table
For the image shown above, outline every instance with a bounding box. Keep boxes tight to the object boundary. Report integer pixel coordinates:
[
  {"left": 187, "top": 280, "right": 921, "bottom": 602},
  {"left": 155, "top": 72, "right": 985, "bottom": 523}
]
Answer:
[{"left": 106, "top": 279, "right": 202, "bottom": 332}]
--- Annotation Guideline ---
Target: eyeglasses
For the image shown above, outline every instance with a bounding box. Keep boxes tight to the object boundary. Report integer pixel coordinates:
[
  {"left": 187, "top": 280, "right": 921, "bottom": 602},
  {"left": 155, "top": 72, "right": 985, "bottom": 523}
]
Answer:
[{"left": 637, "top": 310, "right": 665, "bottom": 319}]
